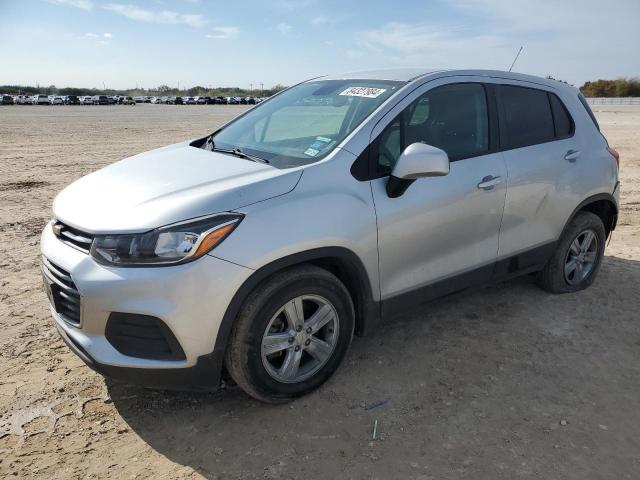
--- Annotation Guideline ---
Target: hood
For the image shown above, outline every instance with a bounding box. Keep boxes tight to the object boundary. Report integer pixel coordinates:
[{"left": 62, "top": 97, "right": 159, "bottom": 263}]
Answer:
[{"left": 53, "top": 142, "right": 302, "bottom": 233}]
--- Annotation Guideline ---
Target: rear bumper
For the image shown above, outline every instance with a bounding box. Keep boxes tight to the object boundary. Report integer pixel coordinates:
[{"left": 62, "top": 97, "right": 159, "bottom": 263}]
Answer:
[{"left": 612, "top": 181, "right": 620, "bottom": 231}]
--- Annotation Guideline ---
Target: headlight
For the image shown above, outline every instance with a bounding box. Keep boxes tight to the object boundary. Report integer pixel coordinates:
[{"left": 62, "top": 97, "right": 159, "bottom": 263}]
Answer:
[{"left": 90, "top": 213, "right": 243, "bottom": 266}]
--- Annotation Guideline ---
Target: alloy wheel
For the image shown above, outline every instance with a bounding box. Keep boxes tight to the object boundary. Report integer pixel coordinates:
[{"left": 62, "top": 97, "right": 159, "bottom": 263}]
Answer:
[
  {"left": 261, "top": 295, "right": 339, "bottom": 383},
  {"left": 564, "top": 229, "right": 598, "bottom": 285}
]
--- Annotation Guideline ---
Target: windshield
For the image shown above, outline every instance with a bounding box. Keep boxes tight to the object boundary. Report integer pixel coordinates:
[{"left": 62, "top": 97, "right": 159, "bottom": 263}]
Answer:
[{"left": 210, "top": 79, "right": 403, "bottom": 168}]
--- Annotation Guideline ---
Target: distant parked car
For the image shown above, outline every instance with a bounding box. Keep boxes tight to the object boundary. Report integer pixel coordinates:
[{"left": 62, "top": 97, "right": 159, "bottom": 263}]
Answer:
[
  {"left": 66, "top": 95, "right": 80, "bottom": 105},
  {"left": 119, "top": 96, "right": 135, "bottom": 105},
  {"left": 214, "top": 96, "right": 227, "bottom": 104},
  {"left": 133, "top": 96, "right": 145, "bottom": 103},
  {"left": 80, "top": 96, "right": 94, "bottom": 105},
  {"left": 174, "top": 96, "right": 183, "bottom": 105},
  {"left": 50, "top": 96, "right": 65, "bottom": 105},
  {"left": 227, "top": 96, "right": 239, "bottom": 104},
  {"left": 33, "top": 95, "right": 50, "bottom": 105},
  {"left": 183, "top": 96, "right": 196, "bottom": 105},
  {"left": 1, "top": 95, "right": 14, "bottom": 105},
  {"left": 95, "top": 95, "right": 109, "bottom": 105}
]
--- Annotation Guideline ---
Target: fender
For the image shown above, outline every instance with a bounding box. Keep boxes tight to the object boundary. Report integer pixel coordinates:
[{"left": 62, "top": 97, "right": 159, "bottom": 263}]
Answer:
[
  {"left": 212, "top": 246, "right": 380, "bottom": 361},
  {"left": 560, "top": 191, "right": 618, "bottom": 240}
]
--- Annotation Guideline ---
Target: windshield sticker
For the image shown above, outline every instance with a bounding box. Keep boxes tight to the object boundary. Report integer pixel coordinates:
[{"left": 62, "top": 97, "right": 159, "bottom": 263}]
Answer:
[
  {"left": 304, "top": 148, "right": 320, "bottom": 157},
  {"left": 309, "top": 136, "right": 332, "bottom": 150},
  {"left": 339, "top": 87, "right": 387, "bottom": 98}
]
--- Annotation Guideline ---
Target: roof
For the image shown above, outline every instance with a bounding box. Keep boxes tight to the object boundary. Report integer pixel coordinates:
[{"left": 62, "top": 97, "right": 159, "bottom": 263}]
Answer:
[
  {"left": 320, "top": 68, "right": 577, "bottom": 92},
  {"left": 323, "top": 68, "right": 444, "bottom": 82}
]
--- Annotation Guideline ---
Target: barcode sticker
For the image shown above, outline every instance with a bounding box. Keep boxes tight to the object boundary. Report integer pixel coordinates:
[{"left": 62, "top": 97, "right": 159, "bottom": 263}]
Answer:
[{"left": 339, "top": 87, "right": 386, "bottom": 98}]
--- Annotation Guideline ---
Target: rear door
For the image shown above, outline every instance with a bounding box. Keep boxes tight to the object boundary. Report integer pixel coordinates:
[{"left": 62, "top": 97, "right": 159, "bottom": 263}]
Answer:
[
  {"left": 494, "top": 83, "right": 578, "bottom": 264},
  {"left": 370, "top": 80, "right": 507, "bottom": 302}
]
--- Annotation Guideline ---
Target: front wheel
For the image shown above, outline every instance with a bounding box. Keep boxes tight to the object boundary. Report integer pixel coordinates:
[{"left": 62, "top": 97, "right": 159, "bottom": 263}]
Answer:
[
  {"left": 225, "top": 265, "right": 354, "bottom": 403},
  {"left": 536, "top": 211, "right": 606, "bottom": 293}
]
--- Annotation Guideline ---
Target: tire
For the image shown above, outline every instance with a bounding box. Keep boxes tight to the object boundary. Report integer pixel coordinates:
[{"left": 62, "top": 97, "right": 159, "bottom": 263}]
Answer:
[
  {"left": 536, "top": 211, "right": 606, "bottom": 293},
  {"left": 225, "top": 265, "right": 355, "bottom": 403}
]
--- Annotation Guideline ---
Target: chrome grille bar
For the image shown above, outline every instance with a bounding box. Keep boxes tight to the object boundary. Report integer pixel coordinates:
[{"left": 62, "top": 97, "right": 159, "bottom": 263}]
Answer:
[
  {"left": 42, "top": 256, "right": 82, "bottom": 327},
  {"left": 52, "top": 221, "right": 94, "bottom": 253}
]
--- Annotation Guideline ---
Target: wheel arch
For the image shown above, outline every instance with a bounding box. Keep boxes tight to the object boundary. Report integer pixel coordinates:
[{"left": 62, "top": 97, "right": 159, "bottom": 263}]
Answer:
[
  {"left": 213, "top": 247, "right": 380, "bottom": 362},
  {"left": 562, "top": 193, "right": 618, "bottom": 239}
]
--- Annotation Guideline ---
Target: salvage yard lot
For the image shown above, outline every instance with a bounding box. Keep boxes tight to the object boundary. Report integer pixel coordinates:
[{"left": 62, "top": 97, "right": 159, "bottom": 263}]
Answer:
[{"left": 1, "top": 104, "right": 639, "bottom": 479}]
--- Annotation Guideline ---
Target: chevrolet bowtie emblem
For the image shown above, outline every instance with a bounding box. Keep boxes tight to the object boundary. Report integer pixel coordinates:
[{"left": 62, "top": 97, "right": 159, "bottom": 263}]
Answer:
[{"left": 52, "top": 223, "right": 63, "bottom": 237}]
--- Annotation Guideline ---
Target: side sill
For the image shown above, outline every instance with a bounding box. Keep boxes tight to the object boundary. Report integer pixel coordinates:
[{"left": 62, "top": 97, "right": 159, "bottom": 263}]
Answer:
[{"left": 379, "top": 242, "right": 556, "bottom": 321}]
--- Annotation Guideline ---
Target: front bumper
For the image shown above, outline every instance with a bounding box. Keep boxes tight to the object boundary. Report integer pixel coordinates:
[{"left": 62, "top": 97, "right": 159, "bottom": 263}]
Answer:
[
  {"left": 41, "top": 223, "right": 253, "bottom": 387},
  {"left": 54, "top": 320, "right": 223, "bottom": 390}
]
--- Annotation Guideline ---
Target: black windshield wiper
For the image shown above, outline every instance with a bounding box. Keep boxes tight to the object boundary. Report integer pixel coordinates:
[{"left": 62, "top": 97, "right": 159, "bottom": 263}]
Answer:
[{"left": 212, "top": 146, "right": 269, "bottom": 164}]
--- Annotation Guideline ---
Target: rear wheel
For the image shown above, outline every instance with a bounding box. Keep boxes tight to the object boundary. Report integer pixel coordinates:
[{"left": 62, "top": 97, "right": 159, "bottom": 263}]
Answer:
[
  {"left": 536, "top": 211, "right": 606, "bottom": 293},
  {"left": 225, "top": 265, "right": 354, "bottom": 403}
]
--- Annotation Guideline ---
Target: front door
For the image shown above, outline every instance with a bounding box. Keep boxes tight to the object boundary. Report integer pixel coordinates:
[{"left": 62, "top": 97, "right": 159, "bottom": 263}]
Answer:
[{"left": 370, "top": 82, "right": 507, "bottom": 302}]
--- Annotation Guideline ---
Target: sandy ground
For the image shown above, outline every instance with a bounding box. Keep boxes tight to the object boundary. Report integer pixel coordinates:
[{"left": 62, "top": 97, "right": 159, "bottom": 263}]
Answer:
[{"left": 0, "top": 104, "right": 639, "bottom": 479}]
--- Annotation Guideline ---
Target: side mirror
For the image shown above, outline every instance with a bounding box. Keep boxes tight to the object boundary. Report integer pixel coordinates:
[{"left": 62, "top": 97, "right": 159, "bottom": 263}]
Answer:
[{"left": 387, "top": 143, "right": 449, "bottom": 198}]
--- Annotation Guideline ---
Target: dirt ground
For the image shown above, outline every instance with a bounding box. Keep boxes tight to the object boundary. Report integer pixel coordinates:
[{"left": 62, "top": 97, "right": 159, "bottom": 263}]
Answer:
[{"left": 0, "top": 103, "right": 639, "bottom": 479}]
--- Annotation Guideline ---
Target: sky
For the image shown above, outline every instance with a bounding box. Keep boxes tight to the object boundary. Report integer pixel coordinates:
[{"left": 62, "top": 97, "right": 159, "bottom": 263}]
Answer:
[{"left": 0, "top": 0, "right": 638, "bottom": 90}]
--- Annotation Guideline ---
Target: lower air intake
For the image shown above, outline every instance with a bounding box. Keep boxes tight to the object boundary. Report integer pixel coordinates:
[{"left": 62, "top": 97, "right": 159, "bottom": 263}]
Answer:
[{"left": 105, "top": 313, "right": 186, "bottom": 361}]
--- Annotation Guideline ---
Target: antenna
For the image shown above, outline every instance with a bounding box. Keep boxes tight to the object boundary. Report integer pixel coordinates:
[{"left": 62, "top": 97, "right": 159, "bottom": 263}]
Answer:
[{"left": 509, "top": 46, "right": 523, "bottom": 72}]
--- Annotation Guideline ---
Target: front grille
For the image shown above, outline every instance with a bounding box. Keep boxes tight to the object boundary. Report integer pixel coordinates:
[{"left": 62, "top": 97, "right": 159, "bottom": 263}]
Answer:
[
  {"left": 106, "top": 313, "right": 186, "bottom": 360},
  {"left": 42, "top": 256, "right": 82, "bottom": 326},
  {"left": 52, "top": 220, "right": 94, "bottom": 253}
]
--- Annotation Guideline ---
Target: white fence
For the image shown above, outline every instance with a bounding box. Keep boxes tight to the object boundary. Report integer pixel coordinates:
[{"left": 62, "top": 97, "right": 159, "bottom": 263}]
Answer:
[{"left": 585, "top": 97, "right": 640, "bottom": 105}]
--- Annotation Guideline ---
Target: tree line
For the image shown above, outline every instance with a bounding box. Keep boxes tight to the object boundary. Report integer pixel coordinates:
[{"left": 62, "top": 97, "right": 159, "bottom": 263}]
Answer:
[
  {"left": 0, "top": 83, "right": 287, "bottom": 97},
  {"left": 579, "top": 78, "right": 640, "bottom": 97}
]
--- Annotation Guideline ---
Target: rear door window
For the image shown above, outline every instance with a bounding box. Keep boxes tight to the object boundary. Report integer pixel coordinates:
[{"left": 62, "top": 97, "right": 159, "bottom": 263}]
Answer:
[{"left": 499, "top": 85, "right": 554, "bottom": 149}]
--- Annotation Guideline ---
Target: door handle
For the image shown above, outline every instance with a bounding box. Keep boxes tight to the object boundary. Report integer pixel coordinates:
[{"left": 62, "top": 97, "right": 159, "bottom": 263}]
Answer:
[
  {"left": 564, "top": 149, "right": 580, "bottom": 162},
  {"left": 477, "top": 175, "right": 503, "bottom": 190}
]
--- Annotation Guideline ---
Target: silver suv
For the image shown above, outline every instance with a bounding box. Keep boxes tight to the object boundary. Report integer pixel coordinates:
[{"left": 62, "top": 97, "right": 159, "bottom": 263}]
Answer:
[{"left": 41, "top": 69, "right": 620, "bottom": 402}]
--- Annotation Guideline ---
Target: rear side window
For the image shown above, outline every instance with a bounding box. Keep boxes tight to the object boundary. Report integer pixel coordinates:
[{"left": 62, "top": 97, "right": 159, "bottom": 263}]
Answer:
[
  {"left": 499, "top": 85, "right": 554, "bottom": 149},
  {"left": 549, "top": 93, "right": 573, "bottom": 137},
  {"left": 578, "top": 93, "right": 600, "bottom": 130}
]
